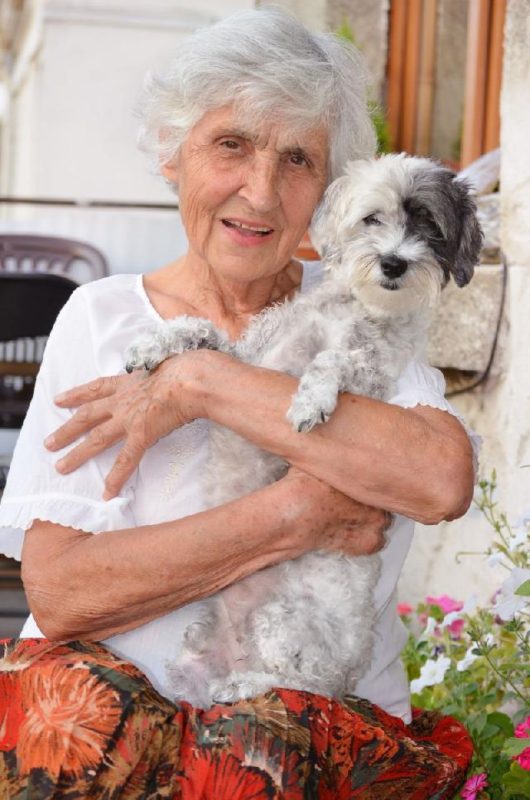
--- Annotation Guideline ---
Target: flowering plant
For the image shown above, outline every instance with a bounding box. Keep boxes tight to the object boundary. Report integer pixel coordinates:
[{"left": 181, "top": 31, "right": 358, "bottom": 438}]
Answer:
[{"left": 400, "top": 474, "right": 530, "bottom": 799}]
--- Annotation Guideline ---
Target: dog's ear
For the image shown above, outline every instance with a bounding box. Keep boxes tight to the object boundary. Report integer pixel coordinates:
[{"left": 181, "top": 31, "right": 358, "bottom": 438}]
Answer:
[
  {"left": 449, "top": 177, "right": 483, "bottom": 287},
  {"left": 309, "top": 174, "right": 352, "bottom": 264}
]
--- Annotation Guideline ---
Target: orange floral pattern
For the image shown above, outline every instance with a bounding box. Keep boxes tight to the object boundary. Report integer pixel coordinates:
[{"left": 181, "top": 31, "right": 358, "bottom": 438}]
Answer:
[
  {"left": 0, "top": 672, "right": 24, "bottom": 752},
  {"left": 18, "top": 659, "right": 123, "bottom": 778},
  {"left": 0, "top": 638, "right": 473, "bottom": 798}
]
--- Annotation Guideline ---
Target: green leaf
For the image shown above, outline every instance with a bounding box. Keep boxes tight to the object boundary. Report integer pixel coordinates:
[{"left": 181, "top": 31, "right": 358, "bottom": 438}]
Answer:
[
  {"left": 336, "top": 20, "right": 356, "bottom": 44},
  {"left": 442, "top": 703, "right": 460, "bottom": 716},
  {"left": 515, "top": 579, "right": 530, "bottom": 597},
  {"left": 514, "top": 708, "right": 530, "bottom": 725},
  {"left": 502, "top": 760, "right": 530, "bottom": 797},
  {"left": 502, "top": 737, "right": 530, "bottom": 757},
  {"left": 469, "top": 711, "right": 488, "bottom": 736},
  {"left": 478, "top": 692, "right": 501, "bottom": 709},
  {"left": 487, "top": 711, "right": 515, "bottom": 737},
  {"left": 481, "top": 722, "right": 505, "bottom": 739}
]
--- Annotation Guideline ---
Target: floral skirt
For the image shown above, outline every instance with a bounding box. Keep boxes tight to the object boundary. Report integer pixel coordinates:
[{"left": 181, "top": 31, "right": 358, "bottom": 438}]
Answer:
[{"left": 0, "top": 639, "right": 472, "bottom": 799}]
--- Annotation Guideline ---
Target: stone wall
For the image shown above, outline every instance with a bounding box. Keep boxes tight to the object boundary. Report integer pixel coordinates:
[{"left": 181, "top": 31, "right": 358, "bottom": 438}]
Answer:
[
  {"left": 325, "top": 0, "right": 388, "bottom": 102},
  {"left": 399, "top": 0, "right": 530, "bottom": 606},
  {"left": 259, "top": 0, "right": 388, "bottom": 101},
  {"left": 430, "top": 0, "right": 468, "bottom": 163}
]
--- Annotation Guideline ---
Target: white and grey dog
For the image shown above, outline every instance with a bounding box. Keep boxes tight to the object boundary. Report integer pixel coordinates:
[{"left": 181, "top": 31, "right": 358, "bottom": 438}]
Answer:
[{"left": 125, "top": 153, "right": 482, "bottom": 708}]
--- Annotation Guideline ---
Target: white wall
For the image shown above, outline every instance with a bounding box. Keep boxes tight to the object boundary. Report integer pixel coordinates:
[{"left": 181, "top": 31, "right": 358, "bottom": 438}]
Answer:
[
  {"left": 10, "top": 0, "right": 255, "bottom": 202},
  {"left": 1, "top": 0, "right": 260, "bottom": 272}
]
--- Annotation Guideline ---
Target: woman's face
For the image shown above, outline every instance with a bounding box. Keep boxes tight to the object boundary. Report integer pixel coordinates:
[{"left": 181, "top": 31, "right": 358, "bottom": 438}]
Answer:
[{"left": 162, "top": 105, "right": 329, "bottom": 283}]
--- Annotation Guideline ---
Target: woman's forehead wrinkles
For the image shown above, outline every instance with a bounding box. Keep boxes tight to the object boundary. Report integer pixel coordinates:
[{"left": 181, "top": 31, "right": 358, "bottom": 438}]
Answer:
[
  {"left": 209, "top": 125, "right": 259, "bottom": 143},
  {"left": 208, "top": 121, "right": 328, "bottom": 161}
]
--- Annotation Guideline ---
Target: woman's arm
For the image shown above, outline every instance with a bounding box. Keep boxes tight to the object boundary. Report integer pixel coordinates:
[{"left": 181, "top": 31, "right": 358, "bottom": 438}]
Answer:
[
  {"left": 22, "top": 468, "right": 389, "bottom": 641},
  {"left": 197, "top": 352, "right": 475, "bottom": 524},
  {"left": 47, "top": 350, "right": 474, "bottom": 524}
]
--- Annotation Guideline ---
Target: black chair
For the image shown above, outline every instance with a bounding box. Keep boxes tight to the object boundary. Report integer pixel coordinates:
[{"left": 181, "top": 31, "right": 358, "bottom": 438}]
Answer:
[
  {"left": 0, "top": 235, "right": 106, "bottom": 597},
  {"left": 0, "top": 272, "right": 78, "bottom": 428},
  {"left": 0, "top": 270, "right": 79, "bottom": 608}
]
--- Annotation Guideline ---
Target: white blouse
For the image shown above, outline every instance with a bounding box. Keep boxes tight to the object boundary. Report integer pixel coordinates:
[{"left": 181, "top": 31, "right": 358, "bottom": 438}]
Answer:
[{"left": 0, "top": 264, "right": 479, "bottom": 722}]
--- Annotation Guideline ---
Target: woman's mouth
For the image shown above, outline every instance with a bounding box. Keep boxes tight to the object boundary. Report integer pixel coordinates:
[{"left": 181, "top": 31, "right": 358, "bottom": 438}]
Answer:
[{"left": 221, "top": 219, "right": 274, "bottom": 238}]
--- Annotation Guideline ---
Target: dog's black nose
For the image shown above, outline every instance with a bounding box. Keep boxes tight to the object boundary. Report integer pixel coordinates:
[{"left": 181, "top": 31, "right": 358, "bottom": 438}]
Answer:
[{"left": 381, "top": 255, "right": 408, "bottom": 279}]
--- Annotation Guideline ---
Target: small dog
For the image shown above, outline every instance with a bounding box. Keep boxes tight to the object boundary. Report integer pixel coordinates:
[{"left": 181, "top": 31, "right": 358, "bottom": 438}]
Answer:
[{"left": 125, "top": 153, "right": 482, "bottom": 708}]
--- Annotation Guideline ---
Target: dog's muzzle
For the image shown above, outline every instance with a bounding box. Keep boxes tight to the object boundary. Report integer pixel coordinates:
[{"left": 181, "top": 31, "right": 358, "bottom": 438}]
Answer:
[{"left": 380, "top": 255, "right": 408, "bottom": 280}]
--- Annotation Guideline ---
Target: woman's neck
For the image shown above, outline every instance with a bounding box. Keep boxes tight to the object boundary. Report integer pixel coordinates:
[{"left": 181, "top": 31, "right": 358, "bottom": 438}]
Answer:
[{"left": 145, "top": 255, "right": 303, "bottom": 340}]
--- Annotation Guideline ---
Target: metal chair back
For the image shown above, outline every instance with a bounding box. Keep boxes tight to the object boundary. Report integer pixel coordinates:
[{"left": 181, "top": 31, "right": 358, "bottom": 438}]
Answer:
[{"left": 0, "top": 234, "right": 108, "bottom": 281}]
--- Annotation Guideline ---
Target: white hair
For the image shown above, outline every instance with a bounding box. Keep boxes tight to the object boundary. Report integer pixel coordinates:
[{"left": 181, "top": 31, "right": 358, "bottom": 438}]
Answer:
[{"left": 137, "top": 7, "right": 376, "bottom": 183}]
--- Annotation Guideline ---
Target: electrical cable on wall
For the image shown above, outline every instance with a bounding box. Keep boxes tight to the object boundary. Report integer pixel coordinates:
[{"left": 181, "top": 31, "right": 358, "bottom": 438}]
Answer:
[{"left": 446, "top": 251, "right": 508, "bottom": 398}]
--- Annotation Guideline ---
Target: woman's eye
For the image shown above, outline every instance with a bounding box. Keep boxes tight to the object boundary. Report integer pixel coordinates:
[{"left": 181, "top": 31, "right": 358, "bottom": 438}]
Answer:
[
  {"left": 220, "top": 140, "right": 240, "bottom": 151},
  {"left": 363, "top": 214, "right": 381, "bottom": 226},
  {"left": 288, "top": 152, "right": 309, "bottom": 167}
]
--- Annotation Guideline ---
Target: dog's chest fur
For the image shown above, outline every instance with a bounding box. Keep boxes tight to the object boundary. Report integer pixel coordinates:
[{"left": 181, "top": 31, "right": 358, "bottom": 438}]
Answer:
[{"left": 236, "top": 275, "right": 424, "bottom": 395}]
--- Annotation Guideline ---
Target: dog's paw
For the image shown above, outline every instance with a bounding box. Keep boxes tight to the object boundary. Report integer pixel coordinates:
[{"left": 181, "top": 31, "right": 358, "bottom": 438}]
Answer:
[
  {"left": 124, "top": 334, "right": 170, "bottom": 373},
  {"left": 286, "top": 395, "right": 335, "bottom": 432}
]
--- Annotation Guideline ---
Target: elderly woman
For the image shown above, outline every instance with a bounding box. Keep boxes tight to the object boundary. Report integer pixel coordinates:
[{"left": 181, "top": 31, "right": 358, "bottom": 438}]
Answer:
[{"left": 0, "top": 9, "right": 476, "bottom": 798}]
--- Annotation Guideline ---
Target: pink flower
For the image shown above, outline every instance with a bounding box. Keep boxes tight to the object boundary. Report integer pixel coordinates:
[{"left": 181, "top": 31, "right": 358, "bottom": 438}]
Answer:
[
  {"left": 447, "top": 618, "right": 465, "bottom": 639},
  {"left": 426, "top": 594, "right": 464, "bottom": 615},
  {"left": 397, "top": 603, "right": 413, "bottom": 616},
  {"left": 516, "top": 746, "right": 530, "bottom": 771},
  {"left": 515, "top": 715, "right": 530, "bottom": 739},
  {"left": 461, "top": 772, "right": 488, "bottom": 799}
]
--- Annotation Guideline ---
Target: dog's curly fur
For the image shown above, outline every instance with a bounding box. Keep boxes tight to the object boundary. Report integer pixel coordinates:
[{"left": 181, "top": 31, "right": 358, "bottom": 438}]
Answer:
[{"left": 125, "top": 154, "right": 482, "bottom": 708}]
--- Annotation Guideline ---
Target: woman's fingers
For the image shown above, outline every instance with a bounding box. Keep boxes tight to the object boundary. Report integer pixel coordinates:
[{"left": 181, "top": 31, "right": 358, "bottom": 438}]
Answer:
[
  {"left": 44, "top": 358, "right": 200, "bottom": 497},
  {"left": 54, "top": 375, "right": 126, "bottom": 408},
  {"left": 45, "top": 398, "right": 113, "bottom": 451},
  {"left": 102, "top": 408, "right": 164, "bottom": 497},
  {"left": 102, "top": 443, "right": 146, "bottom": 500},
  {"left": 53, "top": 406, "right": 158, "bottom": 497},
  {"left": 54, "top": 420, "right": 123, "bottom": 475}
]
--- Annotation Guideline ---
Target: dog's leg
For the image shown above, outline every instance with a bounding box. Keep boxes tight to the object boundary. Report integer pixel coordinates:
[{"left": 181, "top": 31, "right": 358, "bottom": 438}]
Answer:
[
  {"left": 287, "top": 347, "right": 387, "bottom": 432},
  {"left": 125, "top": 315, "right": 232, "bottom": 372}
]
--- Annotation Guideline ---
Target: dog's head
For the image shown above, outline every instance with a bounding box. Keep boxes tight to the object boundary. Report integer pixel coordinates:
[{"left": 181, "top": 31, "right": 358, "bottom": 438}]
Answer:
[{"left": 310, "top": 153, "right": 483, "bottom": 315}]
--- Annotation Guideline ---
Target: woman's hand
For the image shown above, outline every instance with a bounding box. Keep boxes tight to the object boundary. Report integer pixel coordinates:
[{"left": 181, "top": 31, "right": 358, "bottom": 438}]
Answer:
[
  {"left": 44, "top": 352, "right": 206, "bottom": 499},
  {"left": 282, "top": 466, "right": 391, "bottom": 556}
]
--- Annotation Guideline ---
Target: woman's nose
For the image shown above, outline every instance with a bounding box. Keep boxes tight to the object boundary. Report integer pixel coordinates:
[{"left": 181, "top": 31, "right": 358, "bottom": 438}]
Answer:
[{"left": 239, "top": 156, "right": 281, "bottom": 213}]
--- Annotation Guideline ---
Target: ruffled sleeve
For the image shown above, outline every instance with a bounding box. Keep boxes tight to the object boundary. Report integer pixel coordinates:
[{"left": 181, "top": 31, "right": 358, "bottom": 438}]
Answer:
[
  {"left": 0, "top": 285, "right": 136, "bottom": 560},
  {"left": 389, "top": 359, "right": 481, "bottom": 473}
]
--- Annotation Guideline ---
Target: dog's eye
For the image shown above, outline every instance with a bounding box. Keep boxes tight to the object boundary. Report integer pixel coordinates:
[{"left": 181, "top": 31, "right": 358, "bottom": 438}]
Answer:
[
  {"left": 363, "top": 214, "right": 381, "bottom": 226},
  {"left": 414, "top": 206, "right": 444, "bottom": 238},
  {"left": 415, "top": 206, "right": 434, "bottom": 223}
]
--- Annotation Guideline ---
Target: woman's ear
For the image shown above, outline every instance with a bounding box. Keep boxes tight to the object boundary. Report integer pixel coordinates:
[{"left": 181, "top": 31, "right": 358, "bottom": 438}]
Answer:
[{"left": 161, "top": 160, "right": 179, "bottom": 188}]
